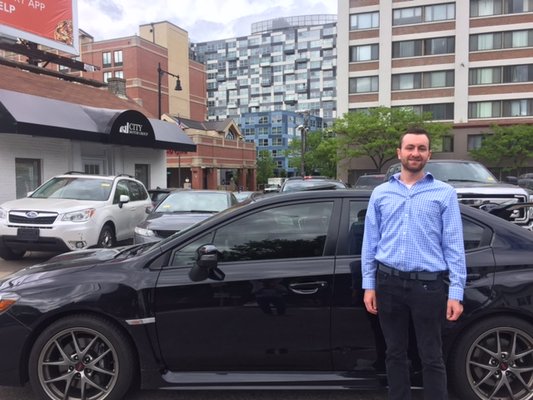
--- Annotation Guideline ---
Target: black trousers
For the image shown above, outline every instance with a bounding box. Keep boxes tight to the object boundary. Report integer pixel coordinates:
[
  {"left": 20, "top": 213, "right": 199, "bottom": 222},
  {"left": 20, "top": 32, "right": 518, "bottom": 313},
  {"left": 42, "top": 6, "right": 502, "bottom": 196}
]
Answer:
[{"left": 376, "top": 269, "right": 448, "bottom": 400}]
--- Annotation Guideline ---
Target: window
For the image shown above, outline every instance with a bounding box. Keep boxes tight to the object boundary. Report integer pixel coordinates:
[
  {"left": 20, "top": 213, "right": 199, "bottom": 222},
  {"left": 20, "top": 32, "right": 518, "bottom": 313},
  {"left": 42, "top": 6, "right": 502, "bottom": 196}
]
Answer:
[
  {"left": 15, "top": 158, "right": 41, "bottom": 199},
  {"left": 393, "top": 37, "right": 454, "bottom": 57},
  {"left": 392, "top": 70, "right": 453, "bottom": 89},
  {"left": 467, "top": 134, "right": 485, "bottom": 151},
  {"left": 503, "top": 64, "right": 533, "bottom": 82},
  {"left": 393, "top": 3, "right": 455, "bottom": 25},
  {"left": 442, "top": 136, "right": 454, "bottom": 152},
  {"left": 469, "top": 67, "right": 502, "bottom": 84},
  {"left": 468, "top": 101, "right": 501, "bottom": 118},
  {"left": 401, "top": 103, "right": 454, "bottom": 120},
  {"left": 113, "top": 50, "right": 123, "bottom": 66},
  {"left": 350, "top": 11, "right": 379, "bottom": 30},
  {"left": 471, "top": 0, "right": 533, "bottom": 16},
  {"left": 348, "top": 201, "right": 368, "bottom": 255},
  {"left": 470, "top": 29, "right": 533, "bottom": 50},
  {"left": 114, "top": 70, "right": 124, "bottom": 79},
  {"left": 102, "top": 52, "right": 111, "bottom": 68},
  {"left": 212, "top": 202, "right": 334, "bottom": 261},
  {"left": 135, "top": 164, "right": 149, "bottom": 189},
  {"left": 505, "top": 0, "right": 533, "bottom": 13},
  {"left": 103, "top": 72, "right": 113, "bottom": 83},
  {"left": 272, "top": 137, "right": 283, "bottom": 146},
  {"left": 349, "top": 44, "right": 379, "bottom": 62},
  {"left": 258, "top": 139, "right": 268, "bottom": 146},
  {"left": 349, "top": 76, "right": 379, "bottom": 93}
]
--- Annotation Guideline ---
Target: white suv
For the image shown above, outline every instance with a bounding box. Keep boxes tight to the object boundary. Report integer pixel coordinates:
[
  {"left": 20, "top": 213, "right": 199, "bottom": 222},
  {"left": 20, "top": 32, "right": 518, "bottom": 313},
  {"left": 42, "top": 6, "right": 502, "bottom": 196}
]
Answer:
[{"left": 0, "top": 173, "right": 151, "bottom": 260}]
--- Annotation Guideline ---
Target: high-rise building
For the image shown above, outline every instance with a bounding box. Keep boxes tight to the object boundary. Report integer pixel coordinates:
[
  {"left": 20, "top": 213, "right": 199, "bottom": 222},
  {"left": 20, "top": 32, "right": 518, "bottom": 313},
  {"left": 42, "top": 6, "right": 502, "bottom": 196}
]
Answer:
[
  {"left": 191, "top": 15, "right": 336, "bottom": 176},
  {"left": 337, "top": 0, "right": 533, "bottom": 183}
]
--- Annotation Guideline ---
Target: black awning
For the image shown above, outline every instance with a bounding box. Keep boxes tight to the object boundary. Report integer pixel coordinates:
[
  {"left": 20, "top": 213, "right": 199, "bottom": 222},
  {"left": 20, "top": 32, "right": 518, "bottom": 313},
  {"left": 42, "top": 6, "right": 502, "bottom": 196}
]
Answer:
[{"left": 0, "top": 89, "right": 196, "bottom": 152}]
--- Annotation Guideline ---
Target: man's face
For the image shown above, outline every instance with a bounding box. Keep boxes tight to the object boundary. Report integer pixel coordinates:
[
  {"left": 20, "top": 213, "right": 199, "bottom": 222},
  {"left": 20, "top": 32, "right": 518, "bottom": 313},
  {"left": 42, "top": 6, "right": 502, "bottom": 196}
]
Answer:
[{"left": 397, "top": 133, "right": 431, "bottom": 174}]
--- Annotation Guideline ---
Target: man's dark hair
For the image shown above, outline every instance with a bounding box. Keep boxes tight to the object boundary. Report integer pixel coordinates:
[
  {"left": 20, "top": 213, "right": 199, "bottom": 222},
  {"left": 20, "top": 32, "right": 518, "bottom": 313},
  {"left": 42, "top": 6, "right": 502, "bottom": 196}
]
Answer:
[{"left": 399, "top": 127, "right": 431, "bottom": 149}]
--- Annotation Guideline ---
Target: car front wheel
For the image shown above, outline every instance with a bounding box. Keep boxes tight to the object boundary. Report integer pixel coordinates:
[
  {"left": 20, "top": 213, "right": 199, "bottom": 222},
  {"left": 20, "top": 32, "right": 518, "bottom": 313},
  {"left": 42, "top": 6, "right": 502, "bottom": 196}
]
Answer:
[
  {"left": 29, "top": 315, "right": 136, "bottom": 400},
  {"left": 449, "top": 316, "right": 533, "bottom": 400},
  {"left": 97, "top": 224, "right": 115, "bottom": 248}
]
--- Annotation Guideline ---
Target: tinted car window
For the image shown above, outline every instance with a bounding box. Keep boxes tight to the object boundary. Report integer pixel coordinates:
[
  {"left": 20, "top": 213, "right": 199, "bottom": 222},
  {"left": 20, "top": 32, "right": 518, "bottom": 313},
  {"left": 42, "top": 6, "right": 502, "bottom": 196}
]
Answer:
[
  {"left": 113, "top": 180, "right": 130, "bottom": 203},
  {"left": 213, "top": 202, "right": 334, "bottom": 261},
  {"left": 127, "top": 181, "right": 143, "bottom": 201},
  {"left": 463, "top": 218, "right": 486, "bottom": 250},
  {"left": 170, "top": 232, "right": 214, "bottom": 267},
  {"left": 348, "top": 201, "right": 369, "bottom": 255}
]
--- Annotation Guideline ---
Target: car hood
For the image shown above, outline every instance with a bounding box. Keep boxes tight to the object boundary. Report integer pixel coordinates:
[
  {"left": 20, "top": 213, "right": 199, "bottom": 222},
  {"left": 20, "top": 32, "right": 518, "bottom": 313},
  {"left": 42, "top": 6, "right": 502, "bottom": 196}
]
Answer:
[
  {"left": 0, "top": 247, "right": 129, "bottom": 289},
  {"left": 449, "top": 182, "right": 527, "bottom": 194},
  {"left": 0, "top": 197, "right": 103, "bottom": 212},
  {"left": 138, "top": 212, "right": 214, "bottom": 231}
]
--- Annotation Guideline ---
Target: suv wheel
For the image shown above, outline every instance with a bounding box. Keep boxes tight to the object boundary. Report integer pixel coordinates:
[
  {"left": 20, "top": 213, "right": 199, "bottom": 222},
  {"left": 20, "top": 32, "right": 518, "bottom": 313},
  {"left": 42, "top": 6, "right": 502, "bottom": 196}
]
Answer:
[
  {"left": 97, "top": 225, "right": 116, "bottom": 248},
  {"left": 0, "top": 244, "right": 25, "bottom": 260}
]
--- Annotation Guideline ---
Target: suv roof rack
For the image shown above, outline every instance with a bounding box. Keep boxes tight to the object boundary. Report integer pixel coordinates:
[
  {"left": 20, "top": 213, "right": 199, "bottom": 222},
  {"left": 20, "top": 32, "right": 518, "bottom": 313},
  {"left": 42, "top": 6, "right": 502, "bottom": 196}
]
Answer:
[
  {"left": 116, "top": 174, "right": 134, "bottom": 178},
  {"left": 63, "top": 171, "right": 87, "bottom": 175}
]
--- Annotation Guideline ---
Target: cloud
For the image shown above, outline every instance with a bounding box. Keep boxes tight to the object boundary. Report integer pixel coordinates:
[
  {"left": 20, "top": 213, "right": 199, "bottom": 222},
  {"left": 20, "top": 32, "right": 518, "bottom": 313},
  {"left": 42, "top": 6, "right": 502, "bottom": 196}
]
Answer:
[{"left": 78, "top": 0, "right": 336, "bottom": 42}]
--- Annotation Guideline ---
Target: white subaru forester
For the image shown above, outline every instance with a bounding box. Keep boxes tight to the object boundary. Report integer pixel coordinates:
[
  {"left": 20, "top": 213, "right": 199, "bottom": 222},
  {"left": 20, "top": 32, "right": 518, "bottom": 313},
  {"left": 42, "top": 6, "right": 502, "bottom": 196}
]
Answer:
[{"left": 0, "top": 173, "right": 151, "bottom": 260}]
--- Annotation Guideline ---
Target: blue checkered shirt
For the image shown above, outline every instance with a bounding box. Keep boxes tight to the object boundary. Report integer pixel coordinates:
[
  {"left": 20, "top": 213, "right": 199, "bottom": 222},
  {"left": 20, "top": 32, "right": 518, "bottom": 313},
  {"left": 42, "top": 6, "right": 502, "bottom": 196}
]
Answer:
[{"left": 361, "top": 172, "right": 467, "bottom": 301}]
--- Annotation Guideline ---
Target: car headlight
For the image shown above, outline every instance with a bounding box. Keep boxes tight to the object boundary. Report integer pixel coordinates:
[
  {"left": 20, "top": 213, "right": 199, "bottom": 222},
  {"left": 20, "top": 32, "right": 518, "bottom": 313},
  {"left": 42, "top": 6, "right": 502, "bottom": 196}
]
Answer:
[
  {"left": 61, "top": 208, "right": 96, "bottom": 222},
  {"left": 0, "top": 292, "right": 20, "bottom": 314},
  {"left": 134, "top": 226, "right": 155, "bottom": 237},
  {"left": 0, "top": 207, "right": 6, "bottom": 221}
]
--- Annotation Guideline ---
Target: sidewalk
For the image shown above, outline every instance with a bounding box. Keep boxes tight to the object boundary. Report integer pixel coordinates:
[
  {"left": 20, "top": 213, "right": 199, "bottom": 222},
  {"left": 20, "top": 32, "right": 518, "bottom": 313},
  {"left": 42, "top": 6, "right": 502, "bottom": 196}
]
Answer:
[{"left": 0, "top": 251, "right": 57, "bottom": 278}]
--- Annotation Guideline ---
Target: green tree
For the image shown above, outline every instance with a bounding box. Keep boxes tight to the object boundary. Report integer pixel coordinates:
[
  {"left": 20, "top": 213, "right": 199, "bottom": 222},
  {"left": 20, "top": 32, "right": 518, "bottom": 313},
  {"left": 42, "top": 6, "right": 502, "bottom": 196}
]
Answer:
[
  {"left": 256, "top": 150, "right": 276, "bottom": 186},
  {"left": 470, "top": 124, "right": 533, "bottom": 175},
  {"left": 286, "top": 129, "right": 339, "bottom": 177},
  {"left": 333, "top": 107, "right": 451, "bottom": 172}
]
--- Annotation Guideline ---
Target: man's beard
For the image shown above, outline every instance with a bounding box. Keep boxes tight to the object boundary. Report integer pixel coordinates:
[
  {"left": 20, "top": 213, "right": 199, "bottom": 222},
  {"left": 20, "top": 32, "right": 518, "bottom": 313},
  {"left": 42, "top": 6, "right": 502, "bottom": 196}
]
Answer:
[{"left": 402, "top": 158, "right": 426, "bottom": 173}]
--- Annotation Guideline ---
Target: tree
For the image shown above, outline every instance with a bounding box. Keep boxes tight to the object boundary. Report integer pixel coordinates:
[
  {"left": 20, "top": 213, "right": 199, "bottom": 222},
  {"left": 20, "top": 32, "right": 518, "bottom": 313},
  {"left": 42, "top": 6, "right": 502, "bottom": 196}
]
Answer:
[
  {"left": 286, "top": 129, "right": 339, "bottom": 177},
  {"left": 470, "top": 124, "right": 533, "bottom": 176},
  {"left": 332, "top": 107, "right": 451, "bottom": 172},
  {"left": 256, "top": 150, "right": 277, "bottom": 186}
]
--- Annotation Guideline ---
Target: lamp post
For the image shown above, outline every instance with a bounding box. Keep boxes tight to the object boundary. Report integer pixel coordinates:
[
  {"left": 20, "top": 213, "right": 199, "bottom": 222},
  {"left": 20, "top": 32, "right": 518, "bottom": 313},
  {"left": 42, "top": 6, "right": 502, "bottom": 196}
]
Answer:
[
  {"left": 157, "top": 62, "right": 182, "bottom": 119},
  {"left": 296, "top": 111, "right": 309, "bottom": 176}
]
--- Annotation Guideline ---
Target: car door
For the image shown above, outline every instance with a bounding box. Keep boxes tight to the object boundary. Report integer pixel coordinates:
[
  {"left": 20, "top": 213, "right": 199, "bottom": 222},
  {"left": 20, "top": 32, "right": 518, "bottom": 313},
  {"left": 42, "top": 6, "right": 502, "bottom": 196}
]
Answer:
[
  {"left": 112, "top": 179, "right": 135, "bottom": 240},
  {"left": 126, "top": 180, "right": 150, "bottom": 229},
  {"left": 154, "top": 198, "right": 340, "bottom": 371}
]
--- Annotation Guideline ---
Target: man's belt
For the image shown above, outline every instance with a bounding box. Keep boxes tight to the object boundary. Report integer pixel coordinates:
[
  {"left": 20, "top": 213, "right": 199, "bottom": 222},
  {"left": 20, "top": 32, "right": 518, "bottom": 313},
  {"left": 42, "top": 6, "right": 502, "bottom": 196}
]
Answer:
[{"left": 377, "top": 262, "right": 443, "bottom": 281}]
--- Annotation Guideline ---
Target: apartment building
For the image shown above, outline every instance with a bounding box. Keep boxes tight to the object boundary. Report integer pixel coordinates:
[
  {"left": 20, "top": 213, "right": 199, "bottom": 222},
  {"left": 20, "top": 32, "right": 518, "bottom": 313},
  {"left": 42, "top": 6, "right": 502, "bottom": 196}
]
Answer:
[
  {"left": 191, "top": 15, "right": 336, "bottom": 175},
  {"left": 337, "top": 0, "right": 533, "bottom": 182}
]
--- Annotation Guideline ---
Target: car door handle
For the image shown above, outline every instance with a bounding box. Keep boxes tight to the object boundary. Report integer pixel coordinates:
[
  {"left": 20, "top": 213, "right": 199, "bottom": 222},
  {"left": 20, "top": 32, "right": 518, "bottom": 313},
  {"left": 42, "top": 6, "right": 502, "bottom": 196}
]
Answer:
[{"left": 289, "top": 281, "right": 328, "bottom": 295}]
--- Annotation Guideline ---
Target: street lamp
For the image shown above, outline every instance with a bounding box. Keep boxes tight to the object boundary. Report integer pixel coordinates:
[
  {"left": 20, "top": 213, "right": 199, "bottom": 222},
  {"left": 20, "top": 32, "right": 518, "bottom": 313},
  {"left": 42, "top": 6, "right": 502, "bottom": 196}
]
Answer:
[
  {"left": 157, "top": 62, "right": 182, "bottom": 119},
  {"left": 296, "top": 111, "right": 309, "bottom": 176}
]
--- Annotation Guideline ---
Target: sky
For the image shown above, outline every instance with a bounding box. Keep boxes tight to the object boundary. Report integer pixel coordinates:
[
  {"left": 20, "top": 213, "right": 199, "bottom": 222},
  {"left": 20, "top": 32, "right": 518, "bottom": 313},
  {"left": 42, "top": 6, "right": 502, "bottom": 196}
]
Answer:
[{"left": 77, "top": 0, "right": 338, "bottom": 43}]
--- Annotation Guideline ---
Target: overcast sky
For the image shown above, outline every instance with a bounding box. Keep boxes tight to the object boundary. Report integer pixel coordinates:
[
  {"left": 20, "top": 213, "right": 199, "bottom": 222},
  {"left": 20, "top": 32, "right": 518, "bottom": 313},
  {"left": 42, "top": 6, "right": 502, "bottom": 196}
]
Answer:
[{"left": 77, "top": 0, "right": 337, "bottom": 43}]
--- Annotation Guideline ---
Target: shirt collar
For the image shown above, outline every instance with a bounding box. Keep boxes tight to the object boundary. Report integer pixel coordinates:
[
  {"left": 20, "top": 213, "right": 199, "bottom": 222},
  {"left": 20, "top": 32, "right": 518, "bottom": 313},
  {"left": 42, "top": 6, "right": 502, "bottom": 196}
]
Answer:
[{"left": 390, "top": 171, "right": 435, "bottom": 184}]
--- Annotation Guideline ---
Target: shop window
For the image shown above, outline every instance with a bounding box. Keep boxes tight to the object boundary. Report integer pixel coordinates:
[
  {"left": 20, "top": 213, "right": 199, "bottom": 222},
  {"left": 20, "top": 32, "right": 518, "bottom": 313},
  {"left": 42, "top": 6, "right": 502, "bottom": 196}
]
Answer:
[{"left": 15, "top": 158, "right": 41, "bottom": 199}]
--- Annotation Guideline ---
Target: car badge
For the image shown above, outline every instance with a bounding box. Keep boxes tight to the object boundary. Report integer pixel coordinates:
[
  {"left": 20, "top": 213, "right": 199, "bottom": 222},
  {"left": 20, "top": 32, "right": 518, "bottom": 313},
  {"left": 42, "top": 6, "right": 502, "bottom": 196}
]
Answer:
[{"left": 26, "top": 211, "right": 39, "bottom": 219}]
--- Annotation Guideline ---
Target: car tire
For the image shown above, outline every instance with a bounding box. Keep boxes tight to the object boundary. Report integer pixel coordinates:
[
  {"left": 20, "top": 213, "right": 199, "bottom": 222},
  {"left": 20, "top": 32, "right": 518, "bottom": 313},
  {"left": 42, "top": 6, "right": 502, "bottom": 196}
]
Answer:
[
  {"left": 449, "top": 316, "right": 533, "bottom": 400},
  {"left": 28, "top": 314, "right": 136, "bottom": 400},
  {"left": 97, "top": 224, "right": 115, "bottom": 248},
  {"left": 0, "top": 243, "right": 25, "bottom": 260}
]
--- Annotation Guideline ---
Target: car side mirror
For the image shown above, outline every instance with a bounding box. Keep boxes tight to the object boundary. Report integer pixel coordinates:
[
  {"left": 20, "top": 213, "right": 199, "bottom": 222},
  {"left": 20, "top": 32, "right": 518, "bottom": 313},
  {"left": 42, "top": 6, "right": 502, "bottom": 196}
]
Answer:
[
  {"left": 118, "top": 194, "right": 130, "bottom": 208},
  {"left": 188, "top": 244, "right": 225, "bottom": 282},
  {"left": 145, "top": 206, "right": 154, "bottom": 214}
]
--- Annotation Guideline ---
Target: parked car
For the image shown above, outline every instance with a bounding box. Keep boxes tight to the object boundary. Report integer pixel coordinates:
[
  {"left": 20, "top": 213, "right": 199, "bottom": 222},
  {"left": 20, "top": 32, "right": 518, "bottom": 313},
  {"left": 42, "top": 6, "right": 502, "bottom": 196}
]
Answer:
[
  {"left": 280, "top": 176, "right": 347, "bottom": 192},
  {"left": 263, "top": 183, "right": 280, "bottom": 193},
  {"left": 385, "top": 160, "right": 532, "bottom": 229},
  {"left": 0, "top": 172, "right": 151, "bottom": 260},
  {"left": 0, "top": 190, "right": 531, "bottom": 400},
  {"left": 134, "top": 189, "right": 238, "bottom": 243},
  {"left": 233, "top": 190, "right": 258, "bottom": 202},
  {"left": 354, "top": 173, "right": 386, "bottom": 189}
]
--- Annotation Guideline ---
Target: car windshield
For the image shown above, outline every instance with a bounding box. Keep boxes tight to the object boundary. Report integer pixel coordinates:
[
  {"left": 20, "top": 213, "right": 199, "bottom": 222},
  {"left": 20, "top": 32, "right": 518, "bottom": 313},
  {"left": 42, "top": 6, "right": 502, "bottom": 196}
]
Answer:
[
  {"left": 155, "top": 191, "right": 231, "bottom": 213},
  {"left": 30, "top": 177, "right": 113, "bottom": 201},
  {"left": 424, "top": 162, "right": 498, "bottom": 183}
]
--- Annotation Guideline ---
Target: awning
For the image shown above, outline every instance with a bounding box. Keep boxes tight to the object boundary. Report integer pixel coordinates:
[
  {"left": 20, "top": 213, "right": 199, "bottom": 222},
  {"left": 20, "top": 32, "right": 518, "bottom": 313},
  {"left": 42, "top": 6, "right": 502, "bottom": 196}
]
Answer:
[{"left": 0, "top": 89, "right": 196, "bottom": 152}]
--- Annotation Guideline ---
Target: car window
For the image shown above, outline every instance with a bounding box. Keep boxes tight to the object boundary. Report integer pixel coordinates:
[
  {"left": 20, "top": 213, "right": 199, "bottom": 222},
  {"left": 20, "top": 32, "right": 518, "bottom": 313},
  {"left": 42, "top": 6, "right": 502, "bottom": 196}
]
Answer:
[
  {"left": 113, "top": 180, "right": 130, "bottom": 204},
  {"left": 348, "top": 201, "right": 368, "bottom": 255},
  {"left": 462, "top": 219, "right": 485, "bottom": 250},
  {"left": 127, "top": 181, "right": 147, "bottom": 201},
  {"left": 169, "top": 232, "right": 214, "bottom": 267},
  {"left": 30, "top": 177, "right": 112, "bottom": 201},
  {"left": 212, "top": 202, "right": 334, "bottom": 261}
]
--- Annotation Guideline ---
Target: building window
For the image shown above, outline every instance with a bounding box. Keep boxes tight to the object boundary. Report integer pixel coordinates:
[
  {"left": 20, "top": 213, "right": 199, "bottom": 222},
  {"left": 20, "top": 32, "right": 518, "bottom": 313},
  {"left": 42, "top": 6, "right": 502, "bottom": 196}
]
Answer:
[
  {"left": 102, "top": 52, "right": 111, "bottom": 68},
  {"left": 442, "top": 136, "right": 454, "bottom": 152},
  {"left": 400, "top": 103, "right": 454, "bottom": 120},
  {"left": 469, "top": 101, "right": 501, "bottom": 118},
  {"left": 114, "top": 70, "right": 124, "bottom": 79},
  {"left": 392, "top": 70, "right": 454, "bottom": 89},
  {"left": 471, "top": 0, "right": 533, "bottom": 16},
  {"left": 272, "top": 137, "right": 283, "bottom": 146},
  {"left": 258, "top": 115, "right": 269, "bottom": 124},
  {"left": 393, "top": 3, "right": 455, "bottom": 25},
  {"left": 470, "top": 29, "right": 533, "bottom": 50},
  {"left": 349, "top": 44, "right": 379, "bottom": 62},
  {"left": 349, "top": 76, "right": 379, "bottom": 93},
  {"left": 103, "top": 72, "right": 113, "bottom": 82},
  {"left": 15, "top": 158, "right": 41, "bottom": 199},
  {"left": 114, "top": 50, "right": 123, "bottom": 66},
  {"left": 467, "top": 134, "right": 485, "bottom": 151},
  {"left": 393, "top": 37, "right": 454, "bottom": 57},
  {"left": 135, "top": 164, "right": 149, "bottom": 189},
  {"left": 469, "top": 67, "right": 502, "bottom": 84},
  {"left": 258, "top": 139, "right": 268, "bottom": 146},
  {"left": 350, "top": 11, "right": 379, "bottom": 30}
]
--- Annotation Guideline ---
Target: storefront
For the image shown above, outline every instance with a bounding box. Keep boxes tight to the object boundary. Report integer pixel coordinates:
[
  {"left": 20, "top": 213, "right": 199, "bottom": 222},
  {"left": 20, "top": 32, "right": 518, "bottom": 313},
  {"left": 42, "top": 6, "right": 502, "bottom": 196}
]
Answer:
[{"left": 0, "top": 87, "right": 195, "bottom": 203}]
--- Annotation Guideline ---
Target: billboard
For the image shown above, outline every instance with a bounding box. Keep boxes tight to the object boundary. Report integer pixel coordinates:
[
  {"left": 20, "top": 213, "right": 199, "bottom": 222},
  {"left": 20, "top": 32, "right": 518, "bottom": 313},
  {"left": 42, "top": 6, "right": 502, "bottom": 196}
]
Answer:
[{"left": 0, "top": 0, "right": 79, "bottom": 55}]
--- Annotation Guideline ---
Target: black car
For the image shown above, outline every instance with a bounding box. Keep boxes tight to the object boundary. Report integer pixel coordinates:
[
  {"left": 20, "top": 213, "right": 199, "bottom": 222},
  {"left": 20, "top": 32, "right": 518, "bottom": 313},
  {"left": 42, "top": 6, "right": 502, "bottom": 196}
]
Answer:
[
  {"left": 280, "top": 176, "right": 347, "bottom": 192},
  {"left": 0, "top": 190, "right": 532, "bottom": 400}
]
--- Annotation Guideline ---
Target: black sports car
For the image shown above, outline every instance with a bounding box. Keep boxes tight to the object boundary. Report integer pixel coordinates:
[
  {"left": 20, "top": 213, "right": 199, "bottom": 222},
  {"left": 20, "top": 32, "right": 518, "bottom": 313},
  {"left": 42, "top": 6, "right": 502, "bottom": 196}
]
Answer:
[{"left": 0, "top": 190, "right": 532, "bottom": 400}]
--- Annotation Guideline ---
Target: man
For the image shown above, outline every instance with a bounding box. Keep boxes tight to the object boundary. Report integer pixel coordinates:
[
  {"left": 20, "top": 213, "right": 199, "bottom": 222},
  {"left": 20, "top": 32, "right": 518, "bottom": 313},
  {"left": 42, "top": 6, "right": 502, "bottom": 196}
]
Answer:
[{"left": 361, "top": 128, "right": 466, "bottom": 400}]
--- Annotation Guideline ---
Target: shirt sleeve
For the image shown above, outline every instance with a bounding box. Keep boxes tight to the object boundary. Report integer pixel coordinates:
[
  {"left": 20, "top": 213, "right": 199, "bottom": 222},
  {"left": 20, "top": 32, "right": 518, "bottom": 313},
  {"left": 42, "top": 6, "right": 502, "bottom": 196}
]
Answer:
[
  {"left": 361, "top": 191, "right": 380, "bottom": 290},
  {"left": 441, "top": 189, "right": 467, "bottom": 301}
]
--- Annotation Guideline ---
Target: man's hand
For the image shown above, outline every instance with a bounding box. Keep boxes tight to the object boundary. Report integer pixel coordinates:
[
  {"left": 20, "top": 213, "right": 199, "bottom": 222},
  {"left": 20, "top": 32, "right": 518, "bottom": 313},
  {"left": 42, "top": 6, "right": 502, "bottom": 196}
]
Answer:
[
  {"left": 364, "top": 289, "right": 378, "bottom": 315},
  {"left": 446, "top": 299, "right": 463, "bottom": 321}
]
